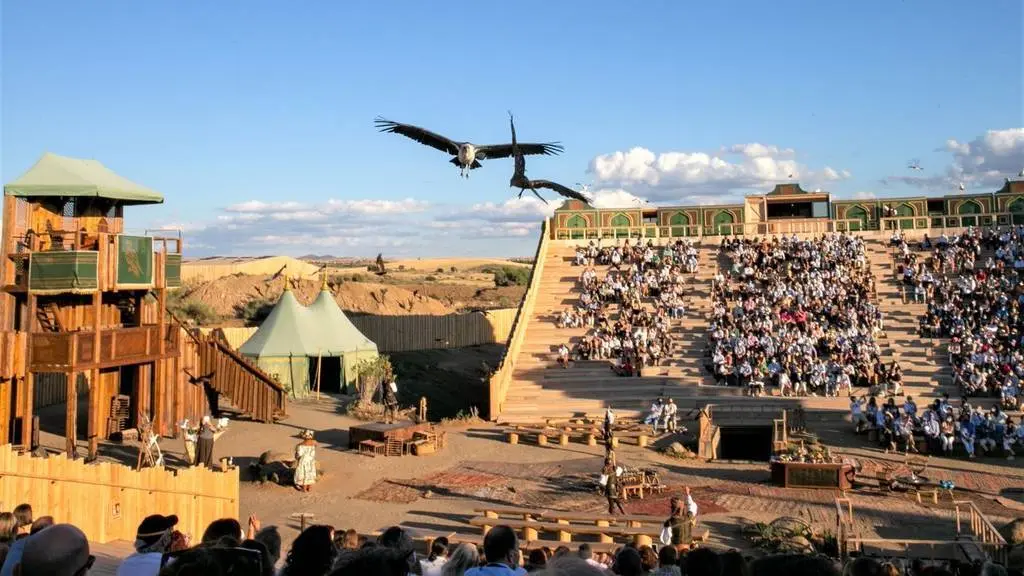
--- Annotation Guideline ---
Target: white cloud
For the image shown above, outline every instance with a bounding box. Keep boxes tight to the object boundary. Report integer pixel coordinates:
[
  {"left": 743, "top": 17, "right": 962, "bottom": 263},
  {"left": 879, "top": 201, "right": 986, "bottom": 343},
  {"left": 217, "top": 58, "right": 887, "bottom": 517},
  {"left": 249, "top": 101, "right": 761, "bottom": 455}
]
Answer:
[
  {"left": 588, "top": 143, "right": 850, "bottom": 202},
  {"left": 225, "top": 198, "right": 429, "bottom": 215},
  {"left": 850, "top": 191, "right": 877, "bottom": 200},
  {"left": 588, "top": 188, "right": 650, "bottom": 208},
  {"left": 885, "top": 128, "right": 1024, "bottom": 189}
]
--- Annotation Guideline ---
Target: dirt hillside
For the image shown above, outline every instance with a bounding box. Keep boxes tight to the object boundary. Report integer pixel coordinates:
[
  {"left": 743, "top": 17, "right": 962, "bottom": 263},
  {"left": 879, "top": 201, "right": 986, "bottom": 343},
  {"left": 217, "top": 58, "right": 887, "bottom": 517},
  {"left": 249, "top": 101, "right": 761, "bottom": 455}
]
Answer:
[{"left": 189, "top": 275, "right": 456, "bottom": 317}]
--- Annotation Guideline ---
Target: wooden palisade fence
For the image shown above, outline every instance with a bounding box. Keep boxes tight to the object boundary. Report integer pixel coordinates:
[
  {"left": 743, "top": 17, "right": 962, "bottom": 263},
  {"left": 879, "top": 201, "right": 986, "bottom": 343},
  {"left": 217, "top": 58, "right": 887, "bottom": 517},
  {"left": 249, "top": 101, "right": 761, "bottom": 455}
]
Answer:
[
  {"left": 0, "top": 444, "right": 239, "bottom": 544},
  {"left": 488, "top": 219, "right": 550, "bottom": 419}
]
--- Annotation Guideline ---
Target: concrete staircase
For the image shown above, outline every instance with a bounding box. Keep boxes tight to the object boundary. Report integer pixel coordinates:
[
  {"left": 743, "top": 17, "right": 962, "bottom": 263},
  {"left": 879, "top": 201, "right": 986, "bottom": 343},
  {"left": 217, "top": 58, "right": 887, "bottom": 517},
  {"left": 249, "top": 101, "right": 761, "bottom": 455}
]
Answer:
[
  {"left": 500, "top": 242, "right": 722, "bottom": 422},
  {"left": 862, "top": 239, "right": 957, "bottom": 403}
]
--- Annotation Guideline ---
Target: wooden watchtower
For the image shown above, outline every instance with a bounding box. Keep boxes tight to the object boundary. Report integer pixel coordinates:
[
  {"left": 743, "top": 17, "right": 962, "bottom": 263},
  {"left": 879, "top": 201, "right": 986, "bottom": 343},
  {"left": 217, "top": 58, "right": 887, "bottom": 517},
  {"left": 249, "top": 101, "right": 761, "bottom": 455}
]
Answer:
[{"left": 0, "top": 153, "right": 192, "bottom": 460}]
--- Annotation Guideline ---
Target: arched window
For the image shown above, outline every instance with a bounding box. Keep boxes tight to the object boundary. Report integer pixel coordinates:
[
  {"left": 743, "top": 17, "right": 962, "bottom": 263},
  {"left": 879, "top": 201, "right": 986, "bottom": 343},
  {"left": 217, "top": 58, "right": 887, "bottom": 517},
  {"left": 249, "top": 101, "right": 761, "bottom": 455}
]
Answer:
[
  {"left": 1008, "top": 198, "right": 1024, "bottom": 225},
  {"left": 713, "top": 211, "right": 735, "bottom": 235},
  {"left": 957, "top": 200, "right": 982, "bottom": 227},
  {"left": 845, "top": 206, "right": 868, "bottom": 232},
  {"left": 610, "top": 213, "right": 631, "bottom": 238},
  {"left": 896, "top": 203, "right": 915, "bottom": 230},
  {"left": 669, "top": 212, "right": 691, "bottom": 237},
  {"left": 565, "top": 214, "right": 587, "bottom": 239}
]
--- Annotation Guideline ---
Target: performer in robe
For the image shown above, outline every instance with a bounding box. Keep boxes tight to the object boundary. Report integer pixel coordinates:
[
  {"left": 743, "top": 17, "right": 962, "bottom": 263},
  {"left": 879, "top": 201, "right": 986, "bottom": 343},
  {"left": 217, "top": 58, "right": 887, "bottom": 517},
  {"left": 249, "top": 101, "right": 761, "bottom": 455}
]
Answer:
[
  {"left": 293, "top": 429, "right": 318, "bottom": 492},
  {"left": 383, "top": 377, "right": 399, "bottom": 424},
  {"left": 195, "top": 416, "right": 217, "bottom": 468}
]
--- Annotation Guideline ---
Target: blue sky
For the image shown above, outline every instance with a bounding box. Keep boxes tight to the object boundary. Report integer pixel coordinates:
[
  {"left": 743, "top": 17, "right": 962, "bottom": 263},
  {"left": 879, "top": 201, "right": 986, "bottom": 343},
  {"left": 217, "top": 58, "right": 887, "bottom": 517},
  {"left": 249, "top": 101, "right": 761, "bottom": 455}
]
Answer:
[{"left": 3, "top": 0, "right": 1022, "bottom": 257}]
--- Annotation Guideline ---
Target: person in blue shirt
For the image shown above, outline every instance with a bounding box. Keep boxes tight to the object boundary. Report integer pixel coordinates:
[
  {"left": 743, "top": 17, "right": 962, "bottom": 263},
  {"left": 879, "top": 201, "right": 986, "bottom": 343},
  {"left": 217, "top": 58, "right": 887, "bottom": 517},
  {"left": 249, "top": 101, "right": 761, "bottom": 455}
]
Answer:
[{"left": 464, "top": 526, "right": 526, "bottom": 576}]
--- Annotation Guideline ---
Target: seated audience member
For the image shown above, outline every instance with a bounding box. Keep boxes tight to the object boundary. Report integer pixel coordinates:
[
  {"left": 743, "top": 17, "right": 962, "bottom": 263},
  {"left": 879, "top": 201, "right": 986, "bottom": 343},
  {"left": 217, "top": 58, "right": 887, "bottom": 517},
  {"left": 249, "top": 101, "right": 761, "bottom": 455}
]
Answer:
[
  {"left": 612, "top": 547, "right": 644, "bottom": 576},
  {"left": 748, "top": 553, "right": 840, "bottom": 576},
  {"left": 465, "top": 525, "right": 527, "bottom": 576},
  {"left": 11, "top": 506, "right": 31, "bottom": 542},
  {"left": 420, "top": 537, "right": 450, "bottom": 575},
  {"left": 239, "top": 539, "right": 275, "bottom": 576},
  {"left": 0, "top": 513, "right": 15, "bottom": 569},
  {"left": 15, "top": 523, "right": 93, "bottom": 576},
  {"left": 281, "top": 525, "right": 336, "bottom": 576},
  {"left": 576, "top": 544, "right": 605, "bottom": 572},
  {"left": 329, "top": 547, "right": 413, "bottom": 576},
  {"left": 532, "top": 556, "right": 606, "bottom": 575},
  {"left": 438, "top": 543, "right": 480, "bottom": 576},
  {"left": 1, "top": 516, "right": 53, "bottom": 576},
  {"left": 680, "top": 548, "right": 721, "bottom": 576},
  {"left": 202, "top": 518, "right": 245, "bottom": 545},
  {"left": 253, "top": 526, "right": 282, "bottom": 568},
  {"left": 157, "top": 546, "right": 263, "bottom": 576},
  {"left": 118, "top": 514, "right": 180, "bottom": 576}
]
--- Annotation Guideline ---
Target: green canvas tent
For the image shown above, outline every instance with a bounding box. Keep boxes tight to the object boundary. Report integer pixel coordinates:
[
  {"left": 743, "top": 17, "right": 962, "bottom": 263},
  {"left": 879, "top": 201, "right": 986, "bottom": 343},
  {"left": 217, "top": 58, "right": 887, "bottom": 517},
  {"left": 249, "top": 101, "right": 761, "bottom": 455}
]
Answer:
[
  {"left": 307, "top": 287, "right": 379, "bottom": 392},
  {"left": 239, "top": 289, "right": 319, "bottom": 397},
  {"left": 4, "top": 152, "right": 164, "bottom": 205},
  {"left": 239, "top": 285, "right": 380, "bottom": 397}
]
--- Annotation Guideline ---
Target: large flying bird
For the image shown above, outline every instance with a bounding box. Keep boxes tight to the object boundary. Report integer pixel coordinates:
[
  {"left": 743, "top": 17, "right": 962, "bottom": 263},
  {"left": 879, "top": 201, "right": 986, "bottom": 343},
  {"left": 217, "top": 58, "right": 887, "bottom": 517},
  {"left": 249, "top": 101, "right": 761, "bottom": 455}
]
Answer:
[
  {"left": 375, "top": 117, "right": 563, "bottom": 178},
  {"left": 508, "top": 113, "right": 589, "bottom": 205}
]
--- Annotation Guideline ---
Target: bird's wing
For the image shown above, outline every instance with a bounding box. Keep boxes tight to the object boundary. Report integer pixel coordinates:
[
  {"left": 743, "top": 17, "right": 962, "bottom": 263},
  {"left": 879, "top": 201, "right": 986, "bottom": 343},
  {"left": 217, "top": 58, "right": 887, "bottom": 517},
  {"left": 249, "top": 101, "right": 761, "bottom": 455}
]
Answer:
[
  {"left": 509, "top": 112, "right": 526, "bottom": 176},
  {"left": 531, "top": 179, "right": 590, "bottom": 202},
  {"left": 374, "top": 117, "right": 460, "bottom": 155},
  {"left": 476, "top": 141, "right": 564, "bottom": 159}
]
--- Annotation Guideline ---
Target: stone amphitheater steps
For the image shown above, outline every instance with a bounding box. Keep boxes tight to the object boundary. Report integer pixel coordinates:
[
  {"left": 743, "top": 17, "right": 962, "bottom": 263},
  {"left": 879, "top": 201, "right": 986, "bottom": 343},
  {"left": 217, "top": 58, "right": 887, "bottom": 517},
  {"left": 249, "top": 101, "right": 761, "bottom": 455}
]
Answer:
[
  {"left": 497, "top": 236, "right": 965, "bottom": 423},
  {"left": 500, "top": 242, "right": 721, "bottom": 420}
]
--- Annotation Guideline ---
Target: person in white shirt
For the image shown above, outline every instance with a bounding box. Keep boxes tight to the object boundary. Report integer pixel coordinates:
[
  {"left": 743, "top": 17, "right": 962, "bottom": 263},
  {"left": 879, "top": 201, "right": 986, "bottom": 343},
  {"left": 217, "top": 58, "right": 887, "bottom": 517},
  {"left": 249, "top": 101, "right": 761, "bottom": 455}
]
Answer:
[
  {"left": 419, "top": 537, "right": 449, "bottom": 576},
  {"left": 644, "top": 399, "right": 664, "bottom": 431},
  {"left": 849, "top": 396, "right": 868, "bottom": 432},
  {"left": 661, "top": 399, "right": 678, "bottom": 433}
]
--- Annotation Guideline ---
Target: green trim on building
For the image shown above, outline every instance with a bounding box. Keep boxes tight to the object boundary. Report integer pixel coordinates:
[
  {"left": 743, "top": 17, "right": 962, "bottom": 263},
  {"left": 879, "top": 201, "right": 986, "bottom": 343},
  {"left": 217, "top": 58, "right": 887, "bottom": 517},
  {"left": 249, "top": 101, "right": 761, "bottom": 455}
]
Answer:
[
  {"left": 166, "top": 254, "right": 182, "bottom": 288},
  {"left": 28, "top": 251, "right": 99, "bottom": 293}
]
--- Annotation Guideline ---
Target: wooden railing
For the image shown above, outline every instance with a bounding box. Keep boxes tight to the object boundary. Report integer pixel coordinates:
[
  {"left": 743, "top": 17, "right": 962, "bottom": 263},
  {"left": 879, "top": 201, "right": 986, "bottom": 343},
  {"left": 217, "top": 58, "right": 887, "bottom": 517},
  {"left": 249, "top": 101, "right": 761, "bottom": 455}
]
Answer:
[
  {"left": 0, "top": 444, "right": 238, "bottom": 544},
  {"left": 553, "top": 218, "right": 868, "bottom": 240},
  {"left": 29, "top": 325, "right": 178, "bottom": 371},
  {"left": 488, "top": 219, "right": 550, "bottom": 419},
  {"left": 836, "top": 496, "right": 1007, "bottom": 563},
  {"left": 880, "top": 211, "right": 1018, "bottom": 232},
  {"left": 954, "top": 500, "right": 1009, "bottom": 565}
]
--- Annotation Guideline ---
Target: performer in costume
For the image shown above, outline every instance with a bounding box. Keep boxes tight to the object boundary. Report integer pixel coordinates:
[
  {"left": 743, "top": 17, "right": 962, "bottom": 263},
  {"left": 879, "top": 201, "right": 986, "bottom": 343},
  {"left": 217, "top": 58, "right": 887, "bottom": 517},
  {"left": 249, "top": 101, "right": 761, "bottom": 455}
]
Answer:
[
  {"left": 293, "top": 429, "right": 318, "bottom": 492},
  {"left": 195, "top": 416, "right": 217, "bottom": 468},
  {"left": 383, "top": 377, "right": 399, "bottom": 424},
  {"left": 603, "top": 407, "right": 616, "bottom": 455},
  {"left": 601, "top": 456, "right": 625, "bottom": 515}
]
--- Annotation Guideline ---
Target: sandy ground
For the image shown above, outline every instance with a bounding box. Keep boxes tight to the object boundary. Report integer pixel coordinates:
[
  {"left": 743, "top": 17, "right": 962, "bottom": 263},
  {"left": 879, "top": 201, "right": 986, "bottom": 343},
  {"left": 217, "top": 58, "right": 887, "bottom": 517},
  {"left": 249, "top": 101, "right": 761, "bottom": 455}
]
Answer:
[{"left": 41, "top": 396, "right": 1024, "bottom": 563}]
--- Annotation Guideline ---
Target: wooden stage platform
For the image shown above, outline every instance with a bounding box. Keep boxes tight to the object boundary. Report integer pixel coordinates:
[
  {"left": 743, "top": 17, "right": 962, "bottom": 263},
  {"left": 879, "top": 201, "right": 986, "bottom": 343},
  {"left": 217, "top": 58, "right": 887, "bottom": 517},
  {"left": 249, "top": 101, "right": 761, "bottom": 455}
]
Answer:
[{"left": 348, "top": 421, "right": 431, "bottom": 449}]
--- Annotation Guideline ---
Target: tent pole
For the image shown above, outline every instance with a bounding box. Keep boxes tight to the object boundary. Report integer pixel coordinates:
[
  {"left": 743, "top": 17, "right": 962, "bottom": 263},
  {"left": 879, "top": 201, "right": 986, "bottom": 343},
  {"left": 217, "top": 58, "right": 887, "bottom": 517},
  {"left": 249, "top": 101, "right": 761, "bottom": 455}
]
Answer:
[{"left": 316, "top": 348, "right": 323, "bottom": 401}]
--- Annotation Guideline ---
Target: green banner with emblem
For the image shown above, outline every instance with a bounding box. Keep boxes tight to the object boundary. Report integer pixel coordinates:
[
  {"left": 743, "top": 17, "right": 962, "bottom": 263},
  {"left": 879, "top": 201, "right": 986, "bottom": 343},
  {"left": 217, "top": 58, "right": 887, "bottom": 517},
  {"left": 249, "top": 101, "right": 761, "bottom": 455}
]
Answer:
[{"left": 117, "top": 235, "right": 154, "bottom": 287}]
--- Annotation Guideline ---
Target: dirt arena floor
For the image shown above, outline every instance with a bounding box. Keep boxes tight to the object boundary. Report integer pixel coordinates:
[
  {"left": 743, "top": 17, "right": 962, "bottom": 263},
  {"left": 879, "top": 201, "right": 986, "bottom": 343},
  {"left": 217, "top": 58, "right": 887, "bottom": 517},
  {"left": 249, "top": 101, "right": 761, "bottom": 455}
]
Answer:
[{"left": 39, "top": 396, "right": 1024, "bottom": 568}]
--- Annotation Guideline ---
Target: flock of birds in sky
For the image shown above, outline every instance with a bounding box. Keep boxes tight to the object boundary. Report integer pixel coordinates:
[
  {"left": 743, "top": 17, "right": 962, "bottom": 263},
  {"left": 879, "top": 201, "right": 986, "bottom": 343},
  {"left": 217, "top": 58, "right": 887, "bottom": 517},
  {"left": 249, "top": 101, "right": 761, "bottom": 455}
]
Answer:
[{"left": 374, "top": 114, "right": 590, "bottom": 204}]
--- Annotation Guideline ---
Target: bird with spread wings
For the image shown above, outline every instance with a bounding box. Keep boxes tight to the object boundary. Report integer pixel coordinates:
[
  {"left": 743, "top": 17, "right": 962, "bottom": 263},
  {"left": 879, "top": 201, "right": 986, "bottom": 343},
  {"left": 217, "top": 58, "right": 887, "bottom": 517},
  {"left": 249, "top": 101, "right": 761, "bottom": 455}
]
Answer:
[
  {"left": 375, "top": 117, "right": 563, "bottom": 178},
  {"left": 507, "top": 112, "right": 589, "bottom": 205}
]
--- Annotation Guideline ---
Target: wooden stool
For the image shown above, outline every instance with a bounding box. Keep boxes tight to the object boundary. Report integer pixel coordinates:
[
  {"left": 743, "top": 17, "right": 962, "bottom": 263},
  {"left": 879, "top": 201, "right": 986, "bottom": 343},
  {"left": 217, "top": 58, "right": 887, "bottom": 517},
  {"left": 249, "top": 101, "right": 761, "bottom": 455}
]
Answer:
[
  {"left": 506, "top": 432, "right": 519, "bottom": 445},
  {"left": 559, "top": 433, "right": 570, "bottom": 446},
  {"left": 359, "top": 440, "right": 386, "bottom": 457},
  {"left": 537, "top": 434, "right": 548, "bottom": 446},
  {"left": 610, "top": 437, "right": 619, "bottom": 449},
  {"left": 637, "top": 434, "right": 649, "bottom": 448},
  {"left": 585, "top": 432, "right": 597, "bottom": 446}
]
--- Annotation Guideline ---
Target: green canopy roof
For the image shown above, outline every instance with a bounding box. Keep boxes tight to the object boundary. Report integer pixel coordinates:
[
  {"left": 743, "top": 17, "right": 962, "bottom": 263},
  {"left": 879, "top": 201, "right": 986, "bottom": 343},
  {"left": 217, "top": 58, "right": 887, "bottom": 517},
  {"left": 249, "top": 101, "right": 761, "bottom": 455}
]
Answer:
[
  {"left": 239, "top": 290, "right": 318, "bottom": 357},
  {"left": 4, "top": 152, "right": 164, "bottom": 205},
  {"left": 308, "top": 288, "right": 379, "bottom": 355},
  {"left": 239, "top": 288, "right": 379, "bottom": 358}
]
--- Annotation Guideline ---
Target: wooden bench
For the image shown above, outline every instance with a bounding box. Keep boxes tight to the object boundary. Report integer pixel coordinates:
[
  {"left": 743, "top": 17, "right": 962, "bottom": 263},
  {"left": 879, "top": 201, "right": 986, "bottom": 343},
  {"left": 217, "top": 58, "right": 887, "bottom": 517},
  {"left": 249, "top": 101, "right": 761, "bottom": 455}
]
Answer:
[
  {"left": 509, "top": 427, "right": 650, "bottom": 448},
  {"left": 468, "top": 516, "right": 661, "bottom": 546},
  {"left": 473, "top": 506, "right": 544, "bottom": 521},
  {"left": 539, "top": 511, "right": 667, "bottom": 528}
]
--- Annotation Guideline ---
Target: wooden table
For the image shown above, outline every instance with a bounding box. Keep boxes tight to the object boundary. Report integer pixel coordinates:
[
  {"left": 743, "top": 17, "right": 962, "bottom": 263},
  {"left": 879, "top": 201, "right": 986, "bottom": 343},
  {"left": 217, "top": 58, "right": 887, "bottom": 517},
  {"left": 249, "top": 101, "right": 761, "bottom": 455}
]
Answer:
[{"left": 770, "top": 460, "right": 854, "bottom": 490}]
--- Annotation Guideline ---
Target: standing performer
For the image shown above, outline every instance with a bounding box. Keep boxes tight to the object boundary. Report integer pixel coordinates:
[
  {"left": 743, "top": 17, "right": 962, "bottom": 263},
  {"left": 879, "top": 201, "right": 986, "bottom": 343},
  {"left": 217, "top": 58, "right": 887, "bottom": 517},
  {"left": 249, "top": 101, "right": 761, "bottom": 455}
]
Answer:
[
  {"left": 195, "top": 416, "right": 217, "bottom": 468},
  {"left": 603, "top": 407, "right": 616, "bottom": 455},
  {"left": 663, "top": 497, "right": 688, "bottom": 552},
  {"left": 383, "top": 377, "right": 399, "bottom": 424},
  {"left": 293, "top": 430, "right": 318, "bottom": 492},
  {"left": 602, "top": 457, "right": 625, "bottom": 515}
]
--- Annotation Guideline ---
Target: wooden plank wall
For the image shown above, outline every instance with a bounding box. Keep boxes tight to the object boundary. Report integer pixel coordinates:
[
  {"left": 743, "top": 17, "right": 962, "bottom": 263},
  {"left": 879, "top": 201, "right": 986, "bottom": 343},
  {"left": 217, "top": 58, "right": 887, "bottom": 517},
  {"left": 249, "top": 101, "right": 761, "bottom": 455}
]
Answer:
[
  {"left": 32, "top": 373, "right": 87, "bottom": 409},
  {"left": 200, "top": 309, "right": 518, "bottom": 353},
  {"left": 0, "top": 444, "right": 238, "bottom": 544}
]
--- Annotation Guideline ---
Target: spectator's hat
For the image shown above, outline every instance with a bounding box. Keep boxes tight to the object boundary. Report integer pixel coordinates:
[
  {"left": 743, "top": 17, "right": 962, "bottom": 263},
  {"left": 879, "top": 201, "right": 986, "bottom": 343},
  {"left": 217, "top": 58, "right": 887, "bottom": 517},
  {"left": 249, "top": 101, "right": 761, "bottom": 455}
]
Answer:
[
  {"left": 136, "top": 514, "right": 179, "bottom": 542},
  {"left": 20, "top": 523, "right": 92, "bottom": 576}
]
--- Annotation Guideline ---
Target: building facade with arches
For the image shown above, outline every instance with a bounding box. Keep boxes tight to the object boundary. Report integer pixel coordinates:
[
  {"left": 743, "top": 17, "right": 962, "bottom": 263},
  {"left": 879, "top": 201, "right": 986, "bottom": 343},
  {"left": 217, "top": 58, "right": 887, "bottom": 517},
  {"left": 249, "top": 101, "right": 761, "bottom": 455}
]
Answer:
[{"left": 551, "top": 180, "right": 1024, "bottom": 239}]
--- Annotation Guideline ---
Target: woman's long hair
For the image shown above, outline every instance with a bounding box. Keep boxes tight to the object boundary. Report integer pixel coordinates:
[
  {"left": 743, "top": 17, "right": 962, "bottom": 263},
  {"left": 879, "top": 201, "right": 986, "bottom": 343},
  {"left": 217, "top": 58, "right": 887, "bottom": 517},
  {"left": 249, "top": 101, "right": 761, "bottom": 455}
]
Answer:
[
  {"left": 0, "top": 513, "right": 16, "bottom": 543},
  {"left": 441, "top": 543, "right": 480, "bottom": 576},
  {"left": 282, "top": 525, "right": 337, "bottom": 576}
]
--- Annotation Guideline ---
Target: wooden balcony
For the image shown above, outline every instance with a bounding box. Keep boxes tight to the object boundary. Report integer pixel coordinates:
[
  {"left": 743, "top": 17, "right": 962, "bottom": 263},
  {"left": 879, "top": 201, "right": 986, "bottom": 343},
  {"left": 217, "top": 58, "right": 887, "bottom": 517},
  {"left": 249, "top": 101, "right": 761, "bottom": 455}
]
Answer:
[
  {"left": 4, "top": 231, "right": 183, "bottom": 293},
  {"left": 29, "top": 325, "right": 179, "bottom": 371}
]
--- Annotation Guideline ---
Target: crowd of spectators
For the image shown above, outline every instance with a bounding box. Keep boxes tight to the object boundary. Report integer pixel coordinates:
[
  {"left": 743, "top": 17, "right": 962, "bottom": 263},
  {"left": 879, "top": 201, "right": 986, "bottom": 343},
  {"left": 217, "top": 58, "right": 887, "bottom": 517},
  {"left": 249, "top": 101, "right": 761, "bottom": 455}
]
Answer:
[
  {"left": 850, "top": 391, "right": 1024, "bottom": 459},
  {"left": 556, "top": 239, "right": 699, "bottom": 376},
  {"left": 893, "top": 227, "right": 1023, "bottom": 410},
  {"left": 707, "top": 234, "right": 894, "bottom": 398},
  {"left": 1, "top": 502, "right": 1019, "bottom": 575}
]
